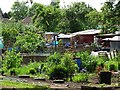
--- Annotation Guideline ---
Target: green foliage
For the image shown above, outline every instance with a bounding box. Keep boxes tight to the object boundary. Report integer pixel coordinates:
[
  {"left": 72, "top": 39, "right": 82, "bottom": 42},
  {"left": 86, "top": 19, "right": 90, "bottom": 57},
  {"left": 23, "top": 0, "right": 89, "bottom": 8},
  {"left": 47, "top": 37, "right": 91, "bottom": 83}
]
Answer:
[
  {"left": 65, "top": 2, "right": 93, "bottom": 32},
  {"left": 50, "top": 0, "right": 60, "bottom": 8},
  {"left": 9, "top": 68, "right": 16, "bottom": 75},
  {"left": 72, "top": 73, "right": 88, "bottom": 82},
  {"left": 100, "top": 1, "right": 120, "bottom": 34},
  {"left": 47, "top": 52, "right": 61, "bottom": 66},
  {"left": 86, "top": 10, "right": 103, "bottom": 29},
  {"left": 18, "top": 61, "right": 42, "bottom": 75},
  {"left": 75, "top": 51, "right": 107, "bottom": 73},
  {"left": 1, "top": 21, "right": 26, "bottom": 48},
  {"left": 2, "top": 49, "right": 23, "bottom": 71},
  {"left": 14, "top": 30, "right": 45, "bottom": 53},
  {"left": 11, "top": 1, "right": 28, "bottom": 21},
  {"left": 104, "top": 60, "right": 118, "bottom": 71},
  {"left": 46, "top": 52, "right": 78, "bottom": 80},
  {"left": 76, "top": 51, "right": 91, "bottom": 67},
  {"left": 29, "top": 68, "right": 36, "bottom": 75},
  {"left": 61, "top": 52, "right": 77, "bottom": 76},
  {"left": 48, "top": 65, "right": 68, "bottom": 80},
  {"left": 32, "top": 3, "right": 61, "bottom": 32},
  {"left": 17, "top": 66, "right": 29, "bottom": 75},
  {"left": 1, "top": 80, "right": 49, "bottom": 89}
]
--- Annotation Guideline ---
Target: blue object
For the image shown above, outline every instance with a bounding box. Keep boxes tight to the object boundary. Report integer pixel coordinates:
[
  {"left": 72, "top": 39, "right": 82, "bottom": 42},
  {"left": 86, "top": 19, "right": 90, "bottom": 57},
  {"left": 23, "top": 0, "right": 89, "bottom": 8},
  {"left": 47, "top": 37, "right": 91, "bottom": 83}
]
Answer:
[
  {"left": 52, "top": 41, "right": 58, "bottom": 45},
  {"left": 0, "top": 40, "right": 4, "bottom": 49},
  {"left": 8, "top": 47, "right": 12, "bottom": 51},
  {"left": 75, "top": 58, "right": 82, "bottom": 71},
  {"left": 65, "top": 42, "right": 70, "bottom": 47}
]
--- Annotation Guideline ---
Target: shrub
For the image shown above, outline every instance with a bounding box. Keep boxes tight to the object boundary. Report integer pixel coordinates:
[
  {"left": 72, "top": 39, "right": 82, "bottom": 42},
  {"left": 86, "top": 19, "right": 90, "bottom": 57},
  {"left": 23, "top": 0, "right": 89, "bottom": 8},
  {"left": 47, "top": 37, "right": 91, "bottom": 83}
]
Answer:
[
  {"left": 48, "top": 65, "right": 68, "bottom": 80},
  {"left": 2, "top": 49, "right": 23, "bottom": 70},
  {"left": 72, "top": 73, "right": 88, "bottom": 82},
  {"left": 17, "top": 66, "right": 29, "bottom": 75},
  {"left": 46, "top": 52, "right": 78, "bottom": 80},
  {"left": 104, "top": 60, "right": 118, "bottom": 71},
  {"left": 9, "top": 68, "right": 16, "bottom": 75},
  {"left": 86, "top": 60, "right": 97, "bottom": 73},
  {"left": 29, "top": 68, "right": 36, "bottom": 75},
  {"left": 47, "top": 52, "right": 61, "bottom": 66},
  {"left": 61, "top": 52, "right": 77, "bottom": 78}
]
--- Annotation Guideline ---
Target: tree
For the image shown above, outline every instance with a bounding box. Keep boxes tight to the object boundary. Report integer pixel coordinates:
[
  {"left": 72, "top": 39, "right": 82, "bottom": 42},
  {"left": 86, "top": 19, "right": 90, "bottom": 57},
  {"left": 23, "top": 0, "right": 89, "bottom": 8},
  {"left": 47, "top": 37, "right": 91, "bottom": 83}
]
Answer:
[
  {"left": 101, "top": 1, "right": 115, "bottom": 33},
  {"left": 28, "top": 2, "right": 39, "bottom": 17},
  {"left": 2, "top": 21, "right": 26, "bottom": 49},
  {"left": 86, "top": 10, "right": 103, "bottom": 29},
  {"left": 50, "top": 0, "right": 60, "bottom": 8},
  {"left": 14, "top": 29, "right": 45, "bottom": 53},
  {"left": 65, "top": 2, "right": 93, "bottom": 33},
  {"left": 11, "top": 1, "right": 28, "bottom": 21},
  {"left": 2, "top": 24, "right": 19, "bottom": 49},
  {"left": 56, "top": 9, "right": 70, "bottom": 33},
  {"left": 32, "top": 3, "right": 61, "bottom": 32},
  {"left": 113, "top": 1, "right": 120, "bottom": 28}
]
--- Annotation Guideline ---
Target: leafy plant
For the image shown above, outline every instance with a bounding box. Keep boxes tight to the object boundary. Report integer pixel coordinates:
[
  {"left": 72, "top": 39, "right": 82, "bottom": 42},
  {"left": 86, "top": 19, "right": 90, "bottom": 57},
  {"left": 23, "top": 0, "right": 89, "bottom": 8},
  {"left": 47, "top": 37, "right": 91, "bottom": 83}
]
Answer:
[
  {"left": 14, "top": 30, "right": 45, "bottom": 53},
  {"left": 29, "top": 68, "right": 36, "bottom": 75},
  {"left": 61, "top": 52, "right": 77, "bottom": 79},
  {"left": 2, "top": 49, "right": 23, "bottom": 73},
  {"left": 47, "top": 52, "right": 61, "bottom": 66},
  {"left": 46, "top": 52, "right": 78, "bottom": 80},
  {"left": 48, "top": 65, "right": 68, "bottom": 80},
  {"left": 72, "top": 73, "right": 88, "bottom": 82},
  {"left": 104, "top": 60, "right": 118, "bottom": 71},
  {"left": 17, "top": 61, "right": 42, "bottom": 75}
]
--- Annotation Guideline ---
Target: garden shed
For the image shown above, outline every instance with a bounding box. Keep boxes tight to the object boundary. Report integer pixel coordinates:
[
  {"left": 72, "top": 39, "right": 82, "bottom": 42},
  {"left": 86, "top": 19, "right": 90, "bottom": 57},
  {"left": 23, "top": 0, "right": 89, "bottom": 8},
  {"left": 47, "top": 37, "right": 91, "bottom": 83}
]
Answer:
[
  {"left": 57, "top": 34, "right": 76, "bottom": 46},
  {"left": 45, "top": 32, "right": 58, "bottom": 43},
  {"left": 110, "top": 36, "right": 120, "bottom": 51},
  {"left": 73, "top": 29, "right": 101, "bottom": 45}
]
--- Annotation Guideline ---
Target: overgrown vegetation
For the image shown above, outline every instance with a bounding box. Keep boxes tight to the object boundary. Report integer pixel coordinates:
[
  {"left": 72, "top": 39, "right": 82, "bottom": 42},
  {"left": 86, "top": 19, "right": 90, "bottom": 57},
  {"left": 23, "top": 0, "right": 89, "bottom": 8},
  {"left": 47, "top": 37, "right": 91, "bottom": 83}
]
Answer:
[
  {"left": 1, "top": 80, "right": 49, "bottom": 89},
  {"left": 0, "top": 0, "right": 120, "bottom": 86}
]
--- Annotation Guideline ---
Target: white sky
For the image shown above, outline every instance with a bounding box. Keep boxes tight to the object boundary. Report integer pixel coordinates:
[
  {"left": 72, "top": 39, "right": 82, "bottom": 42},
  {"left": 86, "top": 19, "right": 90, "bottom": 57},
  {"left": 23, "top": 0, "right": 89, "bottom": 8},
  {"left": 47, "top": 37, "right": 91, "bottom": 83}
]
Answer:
[{"left": 0, "top": 0, "right": 106, "bottom": 13}]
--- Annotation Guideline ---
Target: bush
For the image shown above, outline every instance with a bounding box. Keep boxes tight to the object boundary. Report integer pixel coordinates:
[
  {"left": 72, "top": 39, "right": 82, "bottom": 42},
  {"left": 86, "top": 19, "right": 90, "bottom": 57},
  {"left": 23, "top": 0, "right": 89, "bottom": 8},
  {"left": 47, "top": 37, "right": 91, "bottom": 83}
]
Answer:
[
  {"left": 46, "top": 52, "right": 78, "bottom": 80},
  {"left": 48, "top": 65, "right": 68, "bottom": 80},
  {"left": 104, "top": 60, "right": 118, "bottom": 71},
  {"left": 86, "top": 60, "right": 97, "bottom": 73},
  {"left": 29, "top": 68, "right": 36, "bottom": 75},
  {"left": 61, "top": 52, "right": 77, "bottom": 78},
  {"left": 72, "top": 73, "right": 88, "bottom": 82},
  {"left": 2, "top": 49, "right": 23, "bottom": 70},
  {"left": 47, "top": 52, "right": 61, "bottom": 66},
  {"left": 10, "top": 68, "right": 16, "bottom": 75}
]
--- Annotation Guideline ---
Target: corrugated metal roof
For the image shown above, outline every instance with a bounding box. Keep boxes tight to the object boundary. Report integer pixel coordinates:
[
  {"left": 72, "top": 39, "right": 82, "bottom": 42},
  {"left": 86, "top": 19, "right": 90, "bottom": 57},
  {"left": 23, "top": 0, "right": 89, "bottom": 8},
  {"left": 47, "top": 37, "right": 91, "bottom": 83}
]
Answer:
[
  {"left": 73, "top": 29, "right": 101, "bottom": 35},
  {"left": 45, "top": 32, "right": 58, "bottom": 35},
  {"left": 103, "top": 36, "right": 120, "bottom": 41},
  {"left": 58, "top": 34, "right": 75, "bottom": 38},
  {"left": 110, "top": 36, "right": 120, "bottom": 41}
]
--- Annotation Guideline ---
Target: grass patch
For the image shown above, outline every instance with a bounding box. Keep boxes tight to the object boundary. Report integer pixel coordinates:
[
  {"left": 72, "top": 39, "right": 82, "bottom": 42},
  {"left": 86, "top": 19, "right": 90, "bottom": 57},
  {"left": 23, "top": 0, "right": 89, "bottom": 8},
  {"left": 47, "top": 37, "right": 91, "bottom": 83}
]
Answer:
[{"left": 0, "top": 80, "right": 49, "bottom": 90}]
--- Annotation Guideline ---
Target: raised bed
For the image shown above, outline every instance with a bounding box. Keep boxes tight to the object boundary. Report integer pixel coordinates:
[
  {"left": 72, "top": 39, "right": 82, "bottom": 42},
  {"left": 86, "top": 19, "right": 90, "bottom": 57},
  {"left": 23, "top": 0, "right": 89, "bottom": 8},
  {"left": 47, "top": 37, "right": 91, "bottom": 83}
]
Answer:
[
  {"left": 53, "top": 80, "right": 65, "bottom": 84},
  {"left": 81, "top": 85, "right": 114, "bottom": 90},
  {"left": 34, "top": 77, "right": 46, "bottom": 81},
  {"left": 18, "top": 75, "right": 30, "bottom": 78}
]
